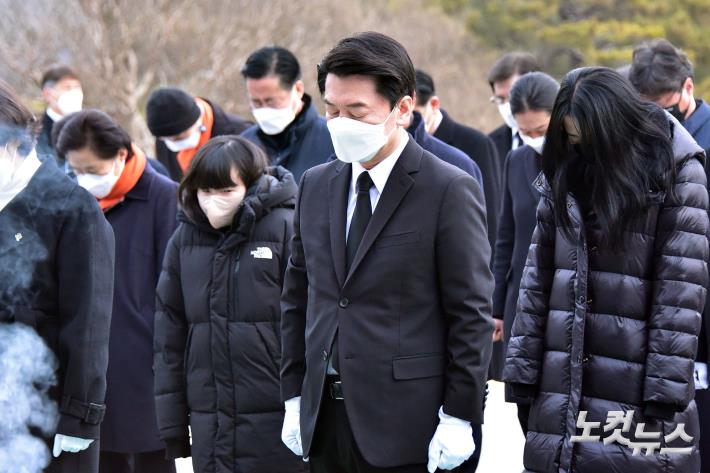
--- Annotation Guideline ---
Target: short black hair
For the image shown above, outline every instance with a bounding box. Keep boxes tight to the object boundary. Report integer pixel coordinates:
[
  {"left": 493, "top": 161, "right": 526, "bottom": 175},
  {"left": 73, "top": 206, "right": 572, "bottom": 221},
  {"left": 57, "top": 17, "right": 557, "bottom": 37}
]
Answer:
[
  {"left": 241, "top": 46, "right": 302, "bottom": 89},
  {"left": 55, "top": 110, "right": 133, "bottom": 161},
  {"left": 179, "top": 136, "right": 268, "bottom": 222},
  {"left": 41, "top": 65, "right": 80, "bottom": 89},
  {"left": 415, "top": 69, "right": 435, "bottom": 106},
  {"left": 487, "top": 52, "right": 540, "bottom": 90},
  {"left": 317, "top": 32, "right": 416, "bottom": 108},
  {"left": 629, "top": 39, "right": 693, "bottom": 99},
  {"left": 0, "top": 80, "right": 39, "bottom": 155},
  {"left": 510, "top": 72, "right": 560, "bottom": 116}
]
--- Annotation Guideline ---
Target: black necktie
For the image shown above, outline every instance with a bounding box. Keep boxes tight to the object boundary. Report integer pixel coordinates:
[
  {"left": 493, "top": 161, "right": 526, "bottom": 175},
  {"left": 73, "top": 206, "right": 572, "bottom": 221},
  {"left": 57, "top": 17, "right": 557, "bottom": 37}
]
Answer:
[
  {"left": 332, "top": 171, "right": 373, "bottom": 372},
  {"left": 346, "top": 171, "right": 374, "bottom": 271}
]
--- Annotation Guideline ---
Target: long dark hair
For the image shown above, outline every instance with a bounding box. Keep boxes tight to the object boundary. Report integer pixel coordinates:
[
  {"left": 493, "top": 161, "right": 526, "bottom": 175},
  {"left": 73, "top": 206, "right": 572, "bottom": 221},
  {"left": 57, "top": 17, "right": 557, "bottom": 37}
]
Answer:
[
  {"left": 542, "top": 67, "right": 675, "bottom": 248},
  {"left": 179, "top": 135, "right": 268, "bottom": 222}
]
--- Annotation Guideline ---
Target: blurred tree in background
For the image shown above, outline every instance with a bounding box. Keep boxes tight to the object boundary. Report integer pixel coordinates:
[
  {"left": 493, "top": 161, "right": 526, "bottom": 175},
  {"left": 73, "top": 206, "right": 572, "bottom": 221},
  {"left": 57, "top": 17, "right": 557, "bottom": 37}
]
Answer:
[
  {"left": 0, "top": 0, "right": 502, "bottom": 152},
  {"left": 436, "top": 0, "right": 710, "bottom": 96}
]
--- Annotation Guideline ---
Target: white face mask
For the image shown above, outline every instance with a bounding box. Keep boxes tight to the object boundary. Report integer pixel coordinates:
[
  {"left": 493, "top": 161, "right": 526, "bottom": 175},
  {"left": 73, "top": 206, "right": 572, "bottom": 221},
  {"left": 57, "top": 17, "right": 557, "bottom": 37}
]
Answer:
[
  {"left": 76, "top": 159, "right": 123, "bottom": 199},
  {"left": 197, "top": 189, "right": 246, "bottom": 229},
  {"left": 497, "top": 102, "right": 518, "bottom": 130},
  {"left": 519, "top": 133, "right": 545, "bottom": 155},
  {"left": 163, "top": 125, "right": 202, "bottom": 152},
  {"left": 56, "top": 89, "right": 83, "bottom": 115},
  {"left": 251, "top": 90, "right": 299, "bottom": 135},
  {"left": 327, "top": 108, "right": 397, "bottom": 164}
]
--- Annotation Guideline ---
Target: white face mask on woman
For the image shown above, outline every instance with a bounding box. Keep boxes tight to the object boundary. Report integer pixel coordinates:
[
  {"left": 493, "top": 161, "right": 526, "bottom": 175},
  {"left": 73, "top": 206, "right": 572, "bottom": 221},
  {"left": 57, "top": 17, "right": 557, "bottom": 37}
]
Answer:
[
  {"left": 76, "top": 158, "right": 124, "bottom": 199},
  {"left": 519, "top": 133, "right": 546, "bottom": 155},
  {"left": 327, "top": 107, "right": 397, "bottom": 164},
  {"left": 197, "top": 188, "right": 246, "bottom": 229}
]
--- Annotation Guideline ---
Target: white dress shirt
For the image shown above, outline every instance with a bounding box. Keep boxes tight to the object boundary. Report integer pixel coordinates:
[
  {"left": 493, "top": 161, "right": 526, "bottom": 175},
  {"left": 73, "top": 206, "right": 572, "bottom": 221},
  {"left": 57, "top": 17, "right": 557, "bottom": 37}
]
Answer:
[
  {"left": 345, "top": 129, "right": 409, "bottom": 239},
  {"left": 511, "top": 128, "right": 521, "bottom": 151},
  {"left": 46, "top": 107, "right": 64, "bottom": 123}
]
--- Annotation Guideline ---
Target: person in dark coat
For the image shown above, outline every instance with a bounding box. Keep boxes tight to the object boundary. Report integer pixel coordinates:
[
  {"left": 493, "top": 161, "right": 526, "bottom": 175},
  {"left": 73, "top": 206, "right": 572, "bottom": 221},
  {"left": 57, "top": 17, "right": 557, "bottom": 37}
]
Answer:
[
  {"left": 491, "top": 72, "right": 559, "bottom": 436},
  {"left": 55, "top": 110, "right": 178, "bottom": 473},
  {"left": 414, "top": 69, "right": 501, "bottom": 248},
  {"left": 406, "top": 110, "right": 483, "bottom": 186},
  {"left": 629, "top": 39, "right": 710, "bottom": 471},
  {"left": 486, "top": 53, "right": 540, "bottom": 167},
  {"left": 503, "top": 67, "right": 708, "bottom": 473},
  {"left": 280, "top": 32, "right": 493, "bottom": 473},
  {"left": 240, "top": 46, "right": 333, "bottom": 182},
  {"left": 146, "top": 87, "right": 251, "bottom": 182},
  {"left": 153, "top": 135, "right": 305, "bottom": 473},
  {"left": 0, "top": 81, "right": 114, "bottom": 473},
  {"left": 36, "top": 65, "right": 83, "bottom": 164}
]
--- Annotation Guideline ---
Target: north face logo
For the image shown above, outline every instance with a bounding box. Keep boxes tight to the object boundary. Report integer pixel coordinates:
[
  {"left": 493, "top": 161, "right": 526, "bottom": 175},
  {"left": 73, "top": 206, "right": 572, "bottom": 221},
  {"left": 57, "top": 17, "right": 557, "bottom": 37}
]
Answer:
[{"left": 250, "top": 247, "right": 273, "bottom": 260}]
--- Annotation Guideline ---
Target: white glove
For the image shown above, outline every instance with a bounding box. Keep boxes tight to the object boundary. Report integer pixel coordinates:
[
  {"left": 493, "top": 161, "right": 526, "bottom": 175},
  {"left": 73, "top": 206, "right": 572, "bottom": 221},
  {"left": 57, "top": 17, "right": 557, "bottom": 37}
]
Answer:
[
  {"left": 52, "top": 434, "right": 94, "bottom": 458},
  {"left": 282, "top": 396, "right": 303, "bottom": 456},
  {"left": 427, "top": 407, "right": 475, "bottom": 473},
  {"left": 695, "top": 362, "right": 708, "bottom": 390}
]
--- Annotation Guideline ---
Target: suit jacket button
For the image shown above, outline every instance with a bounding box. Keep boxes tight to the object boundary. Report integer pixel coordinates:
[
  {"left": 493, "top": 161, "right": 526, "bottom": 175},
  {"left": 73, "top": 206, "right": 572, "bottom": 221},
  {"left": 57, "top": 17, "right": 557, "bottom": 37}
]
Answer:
[{"left": 339, "top": 298, "right": 350, "bottom": 308}]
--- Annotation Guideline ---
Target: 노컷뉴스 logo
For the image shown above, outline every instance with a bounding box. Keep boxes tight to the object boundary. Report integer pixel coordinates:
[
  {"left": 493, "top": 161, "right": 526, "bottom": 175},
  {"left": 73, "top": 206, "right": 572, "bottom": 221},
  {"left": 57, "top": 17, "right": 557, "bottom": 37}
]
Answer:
[{"left": 571, "top": 410, "right": 693, "bottom": 455}]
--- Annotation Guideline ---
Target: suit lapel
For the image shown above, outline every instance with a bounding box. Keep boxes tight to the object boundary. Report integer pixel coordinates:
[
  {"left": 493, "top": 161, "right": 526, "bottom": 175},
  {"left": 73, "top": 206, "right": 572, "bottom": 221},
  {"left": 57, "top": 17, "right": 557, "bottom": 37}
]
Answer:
[
  {"left": 344, "top": 137, "right": 421, "bottom": 285},
  {"left": 329, "top": 161, "right": 350, "bottom": 288}
]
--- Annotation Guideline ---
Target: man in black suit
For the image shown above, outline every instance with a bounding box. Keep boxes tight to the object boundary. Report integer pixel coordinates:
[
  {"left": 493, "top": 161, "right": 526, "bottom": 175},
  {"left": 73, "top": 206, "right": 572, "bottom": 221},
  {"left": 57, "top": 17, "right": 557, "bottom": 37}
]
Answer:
[
  {"left": 486, "top": 52, "right": 540, "bottom": 167},
  {"left": 280, "top": 32, "right": 494, "bottom": 473}
]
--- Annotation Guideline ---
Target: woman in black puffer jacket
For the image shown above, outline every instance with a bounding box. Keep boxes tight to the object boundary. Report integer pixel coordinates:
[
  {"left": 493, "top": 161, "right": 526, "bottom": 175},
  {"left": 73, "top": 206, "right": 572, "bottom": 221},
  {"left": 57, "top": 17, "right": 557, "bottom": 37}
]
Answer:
[
  {"left": 503, "top": 67, "right": 709, "bottom": 473},
  {"left": 153, "top": 135, "right": 306, "bottom": 473}
]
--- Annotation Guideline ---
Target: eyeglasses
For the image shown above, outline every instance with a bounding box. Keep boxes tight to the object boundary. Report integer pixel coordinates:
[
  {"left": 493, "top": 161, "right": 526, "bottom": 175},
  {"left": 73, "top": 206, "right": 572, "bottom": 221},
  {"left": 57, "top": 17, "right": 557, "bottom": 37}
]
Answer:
[{"left": 489, "top": 96, "right": 507, "bottom": 105}]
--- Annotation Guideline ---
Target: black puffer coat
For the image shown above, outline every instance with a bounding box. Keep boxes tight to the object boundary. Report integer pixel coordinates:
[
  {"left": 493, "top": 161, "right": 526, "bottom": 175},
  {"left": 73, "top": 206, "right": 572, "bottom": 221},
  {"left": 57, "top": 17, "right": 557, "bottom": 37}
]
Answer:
[
  {"left": 503, "top": 122, "right": 709, "bottom": 473},
  {"left": 153, "top": 167, "right": 306, "bottom": 473}
]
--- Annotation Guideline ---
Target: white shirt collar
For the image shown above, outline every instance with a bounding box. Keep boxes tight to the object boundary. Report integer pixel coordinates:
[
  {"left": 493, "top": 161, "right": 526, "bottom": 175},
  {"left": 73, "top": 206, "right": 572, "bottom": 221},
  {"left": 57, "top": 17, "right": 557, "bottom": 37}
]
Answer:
[
  {"left": 429, "top": 109, "right": 444, "bottom": 134},
  {"left": 46, "top": 107, "right": 64, "bottom": 123},
  {"left": 351, "top": 129, "right": 409, "bottom": 194}
]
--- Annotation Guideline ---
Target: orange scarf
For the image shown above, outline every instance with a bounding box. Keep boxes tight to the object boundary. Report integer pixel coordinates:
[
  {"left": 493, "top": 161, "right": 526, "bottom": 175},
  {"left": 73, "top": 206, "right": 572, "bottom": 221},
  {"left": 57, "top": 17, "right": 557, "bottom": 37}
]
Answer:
[
  {"left": 177, "top": 98, "right": 215, "bottom": 173},
  {"left": 98, "top": 144, "right": 147, "bottom": 212}
]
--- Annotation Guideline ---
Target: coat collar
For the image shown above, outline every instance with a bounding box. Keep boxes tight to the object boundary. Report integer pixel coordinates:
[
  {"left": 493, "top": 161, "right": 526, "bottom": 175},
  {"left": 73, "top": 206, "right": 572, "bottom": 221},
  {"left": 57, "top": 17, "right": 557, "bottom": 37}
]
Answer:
[
  {"left": 433, "top": 109, "right": 456, "bottom": 143},
  {"left": 684, "top": 99, "right": 710, "bottom": 138},
  {"left": 123, "top": 163, "right": 153, "bottom": 202}
]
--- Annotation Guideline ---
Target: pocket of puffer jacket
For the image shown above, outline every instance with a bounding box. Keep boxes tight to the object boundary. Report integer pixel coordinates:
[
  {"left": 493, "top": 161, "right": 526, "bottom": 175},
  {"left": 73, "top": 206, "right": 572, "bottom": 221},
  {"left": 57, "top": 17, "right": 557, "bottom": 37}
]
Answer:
[{"left": 255, "top": 322, "right": 281, "bottom": 375}]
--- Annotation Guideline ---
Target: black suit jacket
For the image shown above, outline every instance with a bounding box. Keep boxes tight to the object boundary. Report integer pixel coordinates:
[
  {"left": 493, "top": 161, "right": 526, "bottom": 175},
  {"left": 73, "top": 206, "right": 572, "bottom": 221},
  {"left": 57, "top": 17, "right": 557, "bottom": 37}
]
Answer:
[
  {"left": 434, "top": 110, "right": 501, "bottom": 250},
  {"left": 280, "top": 136, "right": 494, "bottom": 467},
  {"left": 489, "top": 124, "right": 513, "bottom": 171}
]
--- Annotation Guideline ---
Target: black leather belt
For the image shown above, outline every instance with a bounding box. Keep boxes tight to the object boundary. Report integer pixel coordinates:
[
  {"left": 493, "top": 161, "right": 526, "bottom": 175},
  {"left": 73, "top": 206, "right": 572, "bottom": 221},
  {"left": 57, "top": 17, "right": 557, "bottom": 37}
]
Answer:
[{"left": 327, "top": 376, "right": 344, "bottom": 400}]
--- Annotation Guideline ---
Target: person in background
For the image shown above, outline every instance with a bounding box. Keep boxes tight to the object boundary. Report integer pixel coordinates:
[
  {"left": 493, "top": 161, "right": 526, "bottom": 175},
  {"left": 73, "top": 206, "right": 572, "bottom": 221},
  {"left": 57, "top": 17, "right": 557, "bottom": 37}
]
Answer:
[
  {"left": 0, "top": 80, "right": 114, "bottom": 473},
  {"left": 503, "top": 67, "right": 708, "bottom": 473},
  {"left": 491, "top": 71, "right": 559, "bottom": 435},
  {"left": 146, "top": 87, "right": 251, "bottom": 182},
  {"left": 629, "top": 37, "right": 710, "bottom": 472},
  {"left": 280, "top": 32, "right": 493, "bottom": 473},
  {"left": 55, "top": 110, "right": 178, "bottom": 473},
  {"left": 240, "top": 46, "right": 333, "bottom": 182},
  {"left": 37, "top": 65, "right": 83, "bottom": 163},
  {"left": 414, "top": 69, "right": 501, "bottom": 250},
  {"left": 487, "top": 52, "right": 540, "bottom": 167},
  {"left": 153, "top": 136, "right": 304, "bottom": 473}
]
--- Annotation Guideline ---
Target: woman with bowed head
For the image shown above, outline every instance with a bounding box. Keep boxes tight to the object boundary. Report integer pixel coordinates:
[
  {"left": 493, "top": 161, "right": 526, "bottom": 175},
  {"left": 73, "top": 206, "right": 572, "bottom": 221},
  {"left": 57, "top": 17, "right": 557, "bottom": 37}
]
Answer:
[
  {"left": 503, "top": 67, "right": 708, "bottom": 472},
  {"left": 492, "top": 71, "right": 559, "bottom": 435},
  {"left": 153, "top": 135, "right": 307, "bottom": 473},
  {"left": 55, "top": 109, "right": 179, "bottom": 473}
]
